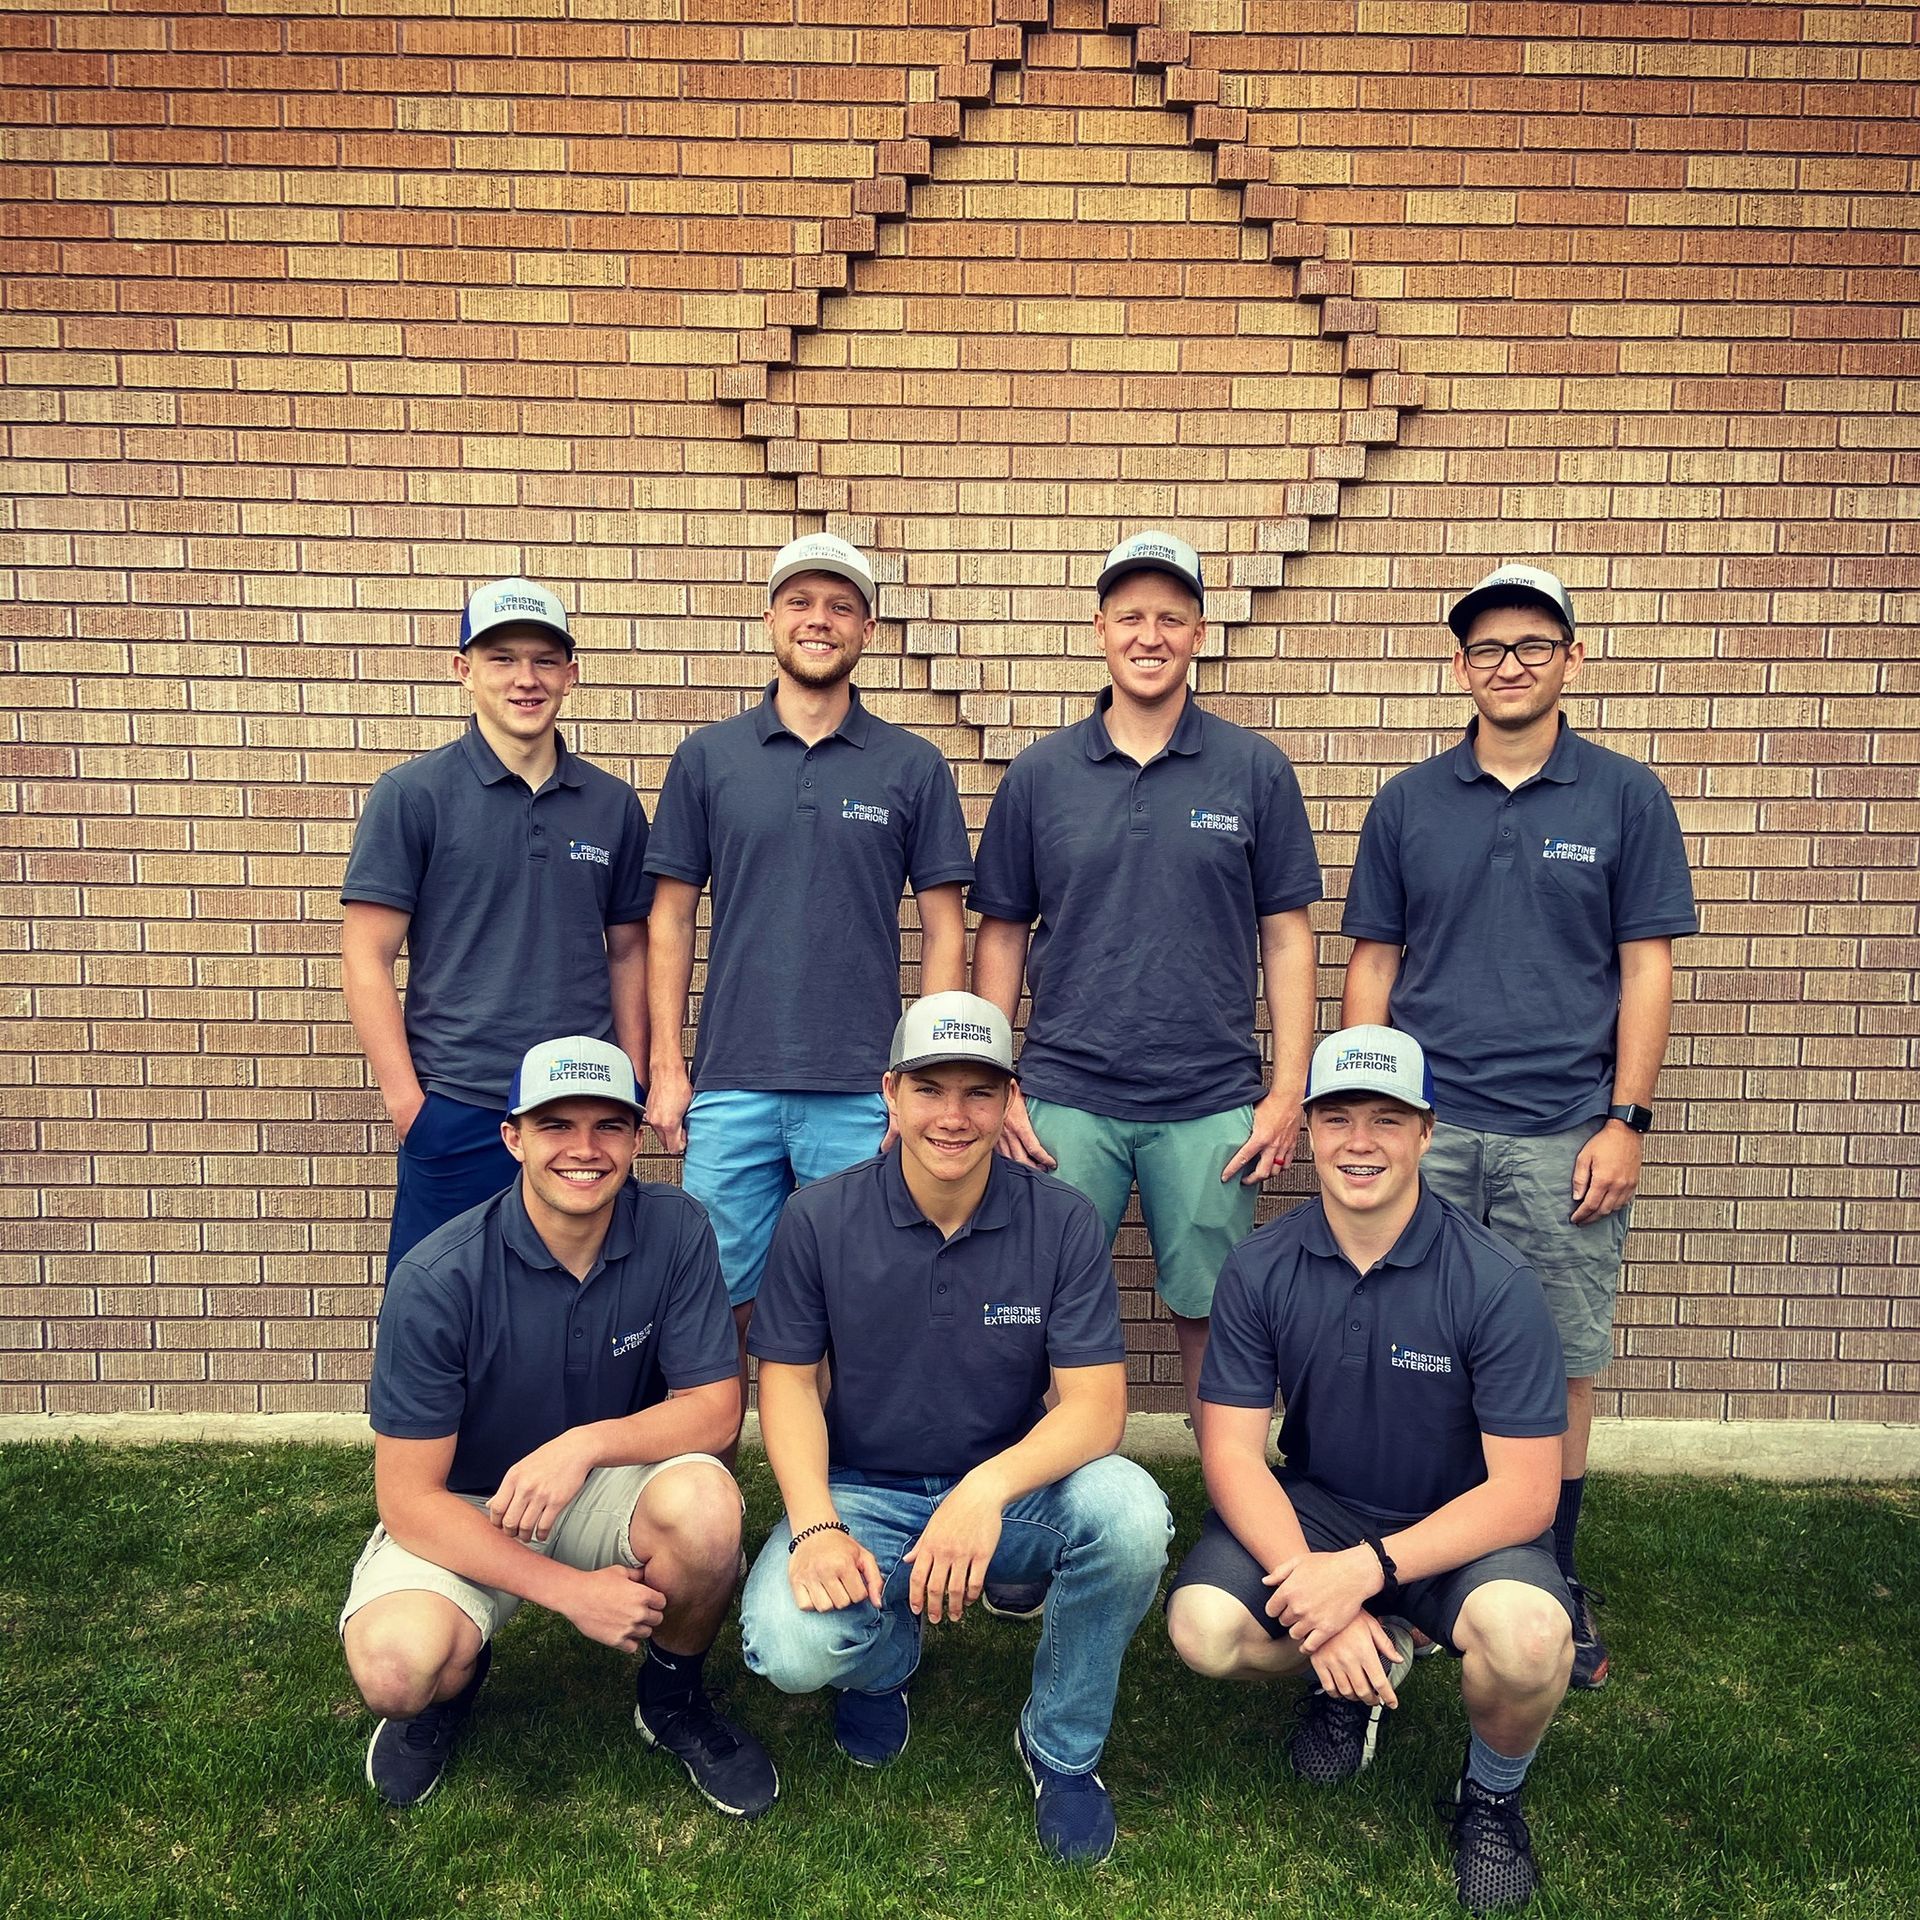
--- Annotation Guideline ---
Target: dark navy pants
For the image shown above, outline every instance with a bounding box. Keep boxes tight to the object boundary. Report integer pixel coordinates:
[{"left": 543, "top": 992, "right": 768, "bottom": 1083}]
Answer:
[{"left": 386, "top": 1093, "right": 515, "bottom": 1274}]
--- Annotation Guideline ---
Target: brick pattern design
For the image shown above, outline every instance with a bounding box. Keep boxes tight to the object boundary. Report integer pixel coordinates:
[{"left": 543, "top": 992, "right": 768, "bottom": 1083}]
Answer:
[{"left": 2, "top": 1, "right": 1917, "bottom": 1421}]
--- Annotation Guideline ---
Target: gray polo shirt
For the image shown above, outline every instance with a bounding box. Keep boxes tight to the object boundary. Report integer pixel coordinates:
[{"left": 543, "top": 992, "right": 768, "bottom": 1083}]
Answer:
[
  {"left": 370, "top": 1177, "right": 738, "bottom": 1498},
  {"left": 342, "top": 722, "right": 653, "bottom": 1110},
  {"left": 969, "top": 690, "right": 1323, "bottom": 1121},
  {"left": 1201, "top": 1185, "right": 1566, "bottom": 1529},
  {"left": 643, "top": 685, "right": 974, "bottom": 1093},
  {"left": 748, "top": 1148, "right": 1125, "bottom": 1479},
  {"left": 1341, "top": 719, "right": 1697, "bottom": 1135}
]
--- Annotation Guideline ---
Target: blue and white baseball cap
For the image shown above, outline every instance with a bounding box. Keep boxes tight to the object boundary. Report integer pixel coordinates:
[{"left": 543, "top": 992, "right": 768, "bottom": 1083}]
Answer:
[
  {"left": 1096, "top": 529, "right": 1205, "bottom": 609},
  {"left": 1305, "top": 1024, "right": 1435, "bottom": 1112},
  {"left": 507, "top": 1036, "right": 642, "bottom": 1118},
  {"left": 459, "top": 577, "right": 573, "bottom": 654},
  {"left": 888, "top": 991, "right": 1014, "bottom": 1076}
]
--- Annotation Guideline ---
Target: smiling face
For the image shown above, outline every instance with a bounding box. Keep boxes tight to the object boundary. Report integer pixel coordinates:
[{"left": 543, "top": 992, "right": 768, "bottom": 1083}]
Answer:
[
  {"left": 454, "top": 627, "right": 578, "bottom": 746},
  {"left": 503, "top": 1096, "right": 639, "bottom": 1236},
  {"left": 765, "top": 569, "right": 874, "bottom": 692},
  {"left": 883, "top": 1061, "right": 1012, "bottom": 1204},
  {"left": 1452, "top": 600, "right": 1582, "bottom": 736},
  {"left": 1306, "top": 1094, "right": 1433, "bottom": 1231},
  {"left": 1094, "top": 569, "right": 1205, "bottom": 711}
]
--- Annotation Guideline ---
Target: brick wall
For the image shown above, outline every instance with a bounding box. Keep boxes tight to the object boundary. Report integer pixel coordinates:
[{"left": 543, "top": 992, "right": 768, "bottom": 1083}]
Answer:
[{"left": 3, "top": 0, "right": 1916, "bottom": 1421}]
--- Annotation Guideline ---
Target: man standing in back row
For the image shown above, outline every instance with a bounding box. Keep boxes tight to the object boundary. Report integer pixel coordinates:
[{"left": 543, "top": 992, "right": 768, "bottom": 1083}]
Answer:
[
  {"left": 1341, "top": 564, "right": 1696, "bottom": 1689},
  {"left": 971, "top": 531, "right": 1321, "bottom": 1442},
  {"left": 645, "top": 533, "right": 975, "bottom": 1397}
]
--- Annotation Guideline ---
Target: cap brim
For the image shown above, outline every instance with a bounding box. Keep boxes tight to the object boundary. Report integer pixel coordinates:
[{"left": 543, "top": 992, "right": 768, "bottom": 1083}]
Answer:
[
  {"left": 1097, "top": 560, "right": 1204, "bottom": 607},
  {"left": 768, "top": 560, "right": 874, "bottom": 608},
  {"left": 509, "top": 1089, "right": 644, "bottom": 1118},
  {"left": 1305, "top": 1075, "right": 1432, "bottom": 1112},
  {"left": 889, "top": 1050, "right": 1014, "bottom": 1077},
  {"left": 462, "top": 615, "right": 574, "bottom": 653},
  {"left": 1447, "top": 583, "right": 1572, "bottom": 641}
]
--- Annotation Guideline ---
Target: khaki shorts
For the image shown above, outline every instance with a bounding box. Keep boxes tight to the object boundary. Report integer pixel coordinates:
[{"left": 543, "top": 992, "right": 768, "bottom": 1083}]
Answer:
[
  {"left": 338, "top": 1454, "right": 734, "bottom": 1644},
  {"left": 1421, "top": 1119, "right": 1628, "bottom": 1379}
]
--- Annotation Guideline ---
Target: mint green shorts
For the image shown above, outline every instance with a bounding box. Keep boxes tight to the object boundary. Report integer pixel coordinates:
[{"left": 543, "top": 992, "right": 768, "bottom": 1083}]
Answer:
[{"left": 1024, "top": 1098, "right": 1256, "bottom": 1319}]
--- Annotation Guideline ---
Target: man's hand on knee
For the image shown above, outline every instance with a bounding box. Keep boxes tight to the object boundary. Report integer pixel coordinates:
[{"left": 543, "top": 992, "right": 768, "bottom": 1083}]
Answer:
[
  {"left": 486, "top": 1429, "right": 598, "bottom": 1543},
  {"left": 904, "top": 1476, "right": 1004, "bottom": 1624},
  {"left": 559, "top": 1563, "right": 666, "bottom": 1652},
  {"left": 1308, "top": 1613, "right": 1404, "bottom": 1709},
  {"left": 788, "top": 1527, "right": 884, "bottom": 1614}
]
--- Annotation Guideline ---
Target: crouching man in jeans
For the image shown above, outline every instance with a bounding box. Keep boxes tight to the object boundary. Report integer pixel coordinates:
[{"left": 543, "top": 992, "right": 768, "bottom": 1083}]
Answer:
[
  {"left": 739, "top": 992, "right": 1172, "bottom": 1865},
  {"left": 1166, "top": 1027, "right": 1574, "bottom": 1914},
  {"left": 340, "top": 1035, "right": 777, "bottom": 1821}
]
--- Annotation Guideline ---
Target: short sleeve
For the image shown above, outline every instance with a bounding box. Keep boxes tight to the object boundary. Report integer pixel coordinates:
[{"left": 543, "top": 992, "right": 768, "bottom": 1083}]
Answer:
[
  {"left": 341, "top": 772, "right": 430, "bottom": 912},
  {"left": 653, "top": 1197, "right": 740, "bottom": 1390},
  {"left": 368, "top": 1265, "right": 469, "bottom": 1440},
  {"left": 1251, "top": 748, "right": 1323, "bottom": 916},
  {"left": 1197, "top": 1246, "right": 1283, "bottom": 1409},
  {"left": 1339, "top": 778, "right": 1408, "bottom": 943},
  {"left": 905, "top": 751, "right": 976, "bottom": 894},
  {"left": 607, "top": 785, "right": 655, "bottom": 926},
  {"left": 1612, "top": 781, "right": 1697, "bottom": 942},
  {"left": 1042, "top": 1193, "right": 1126, "bottom": 1368},
  {"left": 747, "top": 1198, "right": 831, "bottom": 1366},
  {"left": 642, "top": 741, "right": 712, "bottom": 887},
  {"left": 1464, "top": 1267, "right": 1568, "bottom": 1440},
  {"left": 968, "top": 760, "right": 1039, "bottom": 924}
]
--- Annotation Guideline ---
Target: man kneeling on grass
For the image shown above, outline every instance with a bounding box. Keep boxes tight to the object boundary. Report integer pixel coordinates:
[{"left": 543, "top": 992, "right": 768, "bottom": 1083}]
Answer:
[
  {"left": 340, "top": 1035, "right": 777, "bottom": 1820},
  {"left": 1165, "top": 1026, "right": 1574, "bottom": 1914},
  {"left": 738, "top": 992, "right": 1172, "bottom": 1865}
]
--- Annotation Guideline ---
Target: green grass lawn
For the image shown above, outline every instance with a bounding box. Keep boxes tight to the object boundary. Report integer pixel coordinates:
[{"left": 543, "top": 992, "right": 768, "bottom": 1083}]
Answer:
[{"left": 1, "top": 1444, "right": 1914, "bottom": 1920}]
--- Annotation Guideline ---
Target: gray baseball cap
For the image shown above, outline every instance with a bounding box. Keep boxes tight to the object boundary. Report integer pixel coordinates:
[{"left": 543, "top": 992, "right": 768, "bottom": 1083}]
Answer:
[
  {"left": 1305, "top": 1024, "right": 1435, "bottom": 1112},
  {"left": 459, "top": 577, "right": 573, "bottom": 654},
  {"left": 1096, "top": 530, "right": 1205, "bottom": 609},
  {"left": 507, "top": 1035, "right": 643, "bottom": 1118},
  {"left": 887, "top": 992, "right": 1014, "bottom": 1077},
  {"left": 1447, "top": 563, "right": 1575, "bottom": 641}
]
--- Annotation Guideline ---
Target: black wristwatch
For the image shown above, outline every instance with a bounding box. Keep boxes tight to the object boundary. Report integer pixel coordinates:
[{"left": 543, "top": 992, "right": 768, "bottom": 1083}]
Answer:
[{"left": 1607, "top": 1103, "right": 1654, "bottom": 1134}]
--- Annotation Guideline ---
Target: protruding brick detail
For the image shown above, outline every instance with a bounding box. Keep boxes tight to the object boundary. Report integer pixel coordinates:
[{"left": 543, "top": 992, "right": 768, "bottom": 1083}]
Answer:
[
  {"left": 968, "top": 25, "right": 1025, "bottom": 63},
  {"left": 1188, "top": 105, "right": 1247, "bottom": 149},
  {"left": 904, "top": 100, "right": 962, "bottom": 143},
  {"left": 936, "top": 63, "right": 994, "bottom": 102},
  {"left": 1133, "top": 26, "right": 1189, "bottom": 67}
]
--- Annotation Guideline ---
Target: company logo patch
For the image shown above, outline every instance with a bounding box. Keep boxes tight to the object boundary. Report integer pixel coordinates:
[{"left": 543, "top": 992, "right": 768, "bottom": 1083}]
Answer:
[
  {"left": 931, "top": 1017, "right": 994, "bottom": 1044},
  {"left": 1390, "top": 1343, "right": 1453, "bottom": 1374},
  {"left": 494, "top": 592, "right": 550, "bottom": 617},
  {"left": 549, "top": 1057, "right": 612, "bottom": 1085},
  {"left": 983, "top": 1301, "right": 1042, "bottom": 1328},
  {"left": 1335, "top": 1047, "right": 1399, "bottom": 1075},
  {"left": 842, "top": 798, "right": 890, "bottom": 826},
  {"left": 610, "top": 1323, "right": 654, "bottom": 1359},
  {"left": 568, "top": 839, "right": 610, "bottom": 866},
  {"left": 1543, "top": 837, "right": 1598, "bottom": 865},
  {"left": 1190, "top": 808, "right": 1241, "bottom": 834}
]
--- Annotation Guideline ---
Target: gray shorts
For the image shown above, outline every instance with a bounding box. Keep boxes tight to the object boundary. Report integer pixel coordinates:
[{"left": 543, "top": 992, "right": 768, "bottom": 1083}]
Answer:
[
  {"left": 1421, "top": 1119, "right": 1628, "bottom": 1378},
  {"left": 338, "top": 1455, "right": 733, "bottom": 1644}
]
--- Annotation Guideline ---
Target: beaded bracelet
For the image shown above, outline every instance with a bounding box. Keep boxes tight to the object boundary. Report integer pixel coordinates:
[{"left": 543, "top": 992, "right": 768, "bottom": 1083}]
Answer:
[{"left": 788, "top": 1519, "right": 851, "bottom": 1555}]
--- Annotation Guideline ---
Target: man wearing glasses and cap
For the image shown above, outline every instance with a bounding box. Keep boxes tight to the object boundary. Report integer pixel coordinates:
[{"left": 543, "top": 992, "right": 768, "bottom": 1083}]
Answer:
[
  {"left": 1340, "top": 565, "right": 1696, "bottom": 1693},
  {"left": 341, "top": 578, "right": 655, "bottom": 1272},
  {"left": 738, "top": 992, "right": 1171, "bottom": 1866},
  {"left": 971, "top": 531, "right": 1322, "bottom": 1458},
  {"left": 644, "top": 533, "right": 974, "bottom": 1411}
]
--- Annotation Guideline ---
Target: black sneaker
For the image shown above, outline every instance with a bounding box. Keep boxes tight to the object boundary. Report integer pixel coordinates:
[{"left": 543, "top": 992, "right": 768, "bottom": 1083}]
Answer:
[
  {"left": 634, "top": 1683, "right": 779, "bottom": 1820},
  {"left": 1442, "top": 1762, "right": 1541, "bottom": 1913},
  {"left": 1567, "top": 1581, "right": 1609, "bottom": 1690},
  {"left": 1286, "top": 1616, "right": 1415, "bottom": 1786},
  {"left": 982, "top": 1576, "right": 1050, "bottom": 1621},
  {"left": 364, "top": 1642, "right": 492, "bottom": 1808}
]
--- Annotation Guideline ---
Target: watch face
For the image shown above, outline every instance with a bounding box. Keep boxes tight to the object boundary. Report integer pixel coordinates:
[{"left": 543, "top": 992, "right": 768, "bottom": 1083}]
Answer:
[{"left": 1612, "top": 1104, "right": 1654, "bottom": 1133}]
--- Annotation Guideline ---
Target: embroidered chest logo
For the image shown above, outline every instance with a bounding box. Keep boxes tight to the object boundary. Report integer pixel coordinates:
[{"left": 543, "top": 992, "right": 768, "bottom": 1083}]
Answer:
[
  {"left": 1541, "top": 837, "right": 1597, "bottom": 865},
  {"left": 1390, "top": 1343, "right": 1453, "bottom": 1375},
  {"left": 841, "top": 798, "right": 890, "bottom": 826},
  {"left": 983, "top": 1301, "right": 1042, "bottom": 1328},
  {"left": 569, "top": 839, "right": 611, "bottom": 866},
  {"left": 1189, "top": 808, "right": 1241, "bottom": 834},
  {"left": 610, "top": 1323, "right": 654, "bottom": 1359}
]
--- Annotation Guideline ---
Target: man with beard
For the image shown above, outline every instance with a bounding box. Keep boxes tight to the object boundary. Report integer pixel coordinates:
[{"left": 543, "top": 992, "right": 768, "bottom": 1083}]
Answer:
[{"left": 644, "top": 534, "right": 974, "bottom": 1409}]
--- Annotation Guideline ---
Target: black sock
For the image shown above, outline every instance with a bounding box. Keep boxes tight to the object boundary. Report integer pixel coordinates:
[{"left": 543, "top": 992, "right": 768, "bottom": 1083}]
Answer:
[
  {"left": 639, "top": 1644, "right": 706, "bottom": 1712},
  {"left": 1553, "top": 1475, "right": 1585, "bottom": 1585}
]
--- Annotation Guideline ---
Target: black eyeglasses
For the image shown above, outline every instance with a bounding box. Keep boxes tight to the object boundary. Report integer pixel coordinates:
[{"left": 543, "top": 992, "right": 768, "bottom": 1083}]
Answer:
[{"left": 1460, "top": 637, "right": 1569, "bottom": 670}]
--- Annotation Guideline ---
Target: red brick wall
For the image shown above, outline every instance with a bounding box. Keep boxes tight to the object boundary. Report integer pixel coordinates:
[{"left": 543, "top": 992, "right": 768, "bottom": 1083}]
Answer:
[{"left": 3, "top": 0, "right": 1916, "bottom": 1419}]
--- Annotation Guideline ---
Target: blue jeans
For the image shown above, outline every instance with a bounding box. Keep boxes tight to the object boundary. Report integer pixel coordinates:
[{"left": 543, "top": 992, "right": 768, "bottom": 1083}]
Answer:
[
  {"left": 740, "top": 1456, "right": 1172, "bottom": 1774},
  {"left": 387, "top": 1093, "right": 515, "bottom": 1275},
  {"left": 682, "top": 1089, "right": 889, "bottom": 1306}
]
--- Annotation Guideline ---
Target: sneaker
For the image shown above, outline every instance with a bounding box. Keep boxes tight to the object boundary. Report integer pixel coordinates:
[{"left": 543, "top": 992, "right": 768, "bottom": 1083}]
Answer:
[
  {"left": 982, "top": 1576, "right": 1050, "bottom": 1621},
  {"left": 1567, "top": 1581, "right": 1609, "bottom": 1690},
  {"left": 1443, "top": 1761, "right": 1541, "bottom": 1913},
  {"left": 634, "top": 1683, "right": 779, "bottom": 1820},
  {"left": 833, "top": 1683, "right": 910, "bottom": 1768},
  {"left": 364, "top": 1642, "right": 493, "bottom": 1808},
  {"left": 1287, "top": 1615, "right": 1416, "bottom": 1787},
  {"left": 1014, "top": 1723, "right": 1116, "bottom": 1866}
]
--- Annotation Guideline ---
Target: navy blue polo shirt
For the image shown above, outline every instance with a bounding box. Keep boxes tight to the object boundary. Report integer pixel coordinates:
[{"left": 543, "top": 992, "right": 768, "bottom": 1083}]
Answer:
[
  {"left": 1201, "top": 1184, "right": 1566, "bottom": 1529},
  {"left": 1342, "top": 720, "right": 1696, "bottom": 1136},
  {"left": 969, "top": 690, "right": 1322, "bottom": 1121},
  {"left": 644, "top": 684, "right": 974, "bottom": 1093},
  {"left": 748, "top": 1147, "right": 1126, "bottom": 1478},
  {"left": 370, "top": 1178, "right": 737, "bottom": 1497},
  {"left": 343, "top": 722, "right": 653, "bottom": 1110}
]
